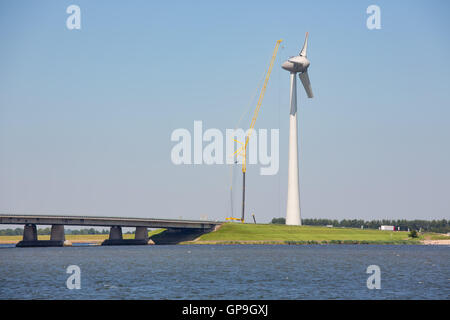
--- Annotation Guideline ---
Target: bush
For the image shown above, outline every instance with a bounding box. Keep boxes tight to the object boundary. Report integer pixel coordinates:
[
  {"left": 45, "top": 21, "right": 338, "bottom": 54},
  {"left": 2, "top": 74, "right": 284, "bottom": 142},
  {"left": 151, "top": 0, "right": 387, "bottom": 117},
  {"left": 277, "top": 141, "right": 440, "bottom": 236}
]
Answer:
[{"left": 408, "top": 230, "right": 418, "bottom": 238}]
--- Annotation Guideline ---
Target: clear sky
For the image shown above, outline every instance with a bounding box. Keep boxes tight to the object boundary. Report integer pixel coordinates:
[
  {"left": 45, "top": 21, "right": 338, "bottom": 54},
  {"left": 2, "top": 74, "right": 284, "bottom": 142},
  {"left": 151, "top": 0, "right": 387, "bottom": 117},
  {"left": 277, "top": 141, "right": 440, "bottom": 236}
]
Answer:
[{"left": 1, "top": 0, "right": 449, "bottom": 222}]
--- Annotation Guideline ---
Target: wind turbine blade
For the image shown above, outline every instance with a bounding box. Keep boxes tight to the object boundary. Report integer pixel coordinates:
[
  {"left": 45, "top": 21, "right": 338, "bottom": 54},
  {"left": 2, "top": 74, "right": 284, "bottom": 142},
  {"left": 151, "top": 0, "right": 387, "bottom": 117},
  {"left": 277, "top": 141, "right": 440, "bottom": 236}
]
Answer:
[
  {"left": 299, "top": 71, "right": 313, "bottom": 98},
  {"left": 299, "top": 32, "right": 308, "bottom": 57}
]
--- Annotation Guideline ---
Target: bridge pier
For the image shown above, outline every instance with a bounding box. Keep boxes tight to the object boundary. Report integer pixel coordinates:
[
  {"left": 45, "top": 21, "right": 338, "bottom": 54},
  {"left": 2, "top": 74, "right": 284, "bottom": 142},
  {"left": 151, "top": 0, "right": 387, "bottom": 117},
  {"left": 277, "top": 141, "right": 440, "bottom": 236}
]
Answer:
[
  {"left": 17, "top": 224, "right": 69, "bottom": 247},
  {"left": 23, "top": 223, "right": 37, "bottom": 241},
  {"left": 109, "top": 226, "right": 123, "bottom": 240},
  {"left": 101, "top": 226, "right": 151, "bottom": 246},
  {"left": 50, "top": 225, "right": 65, "bottom": 241},
  {"left": 135, "top": 226, "right": 149, "bottom": 242}
]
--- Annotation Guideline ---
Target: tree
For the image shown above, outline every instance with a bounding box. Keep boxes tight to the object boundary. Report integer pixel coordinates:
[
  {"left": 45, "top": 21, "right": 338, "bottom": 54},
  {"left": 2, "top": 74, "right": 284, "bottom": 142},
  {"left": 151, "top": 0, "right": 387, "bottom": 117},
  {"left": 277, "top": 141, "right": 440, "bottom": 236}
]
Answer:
[{"left": 271, "top": 217, "right": 286, "bottom": 224}]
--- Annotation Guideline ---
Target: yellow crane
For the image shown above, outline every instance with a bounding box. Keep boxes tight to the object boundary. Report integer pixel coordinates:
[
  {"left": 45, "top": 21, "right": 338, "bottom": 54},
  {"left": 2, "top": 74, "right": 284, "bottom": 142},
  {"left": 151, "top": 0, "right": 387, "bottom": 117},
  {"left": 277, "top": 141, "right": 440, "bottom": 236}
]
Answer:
[{"left": 226, "top": 39, "right": 283, "bottom": 223}]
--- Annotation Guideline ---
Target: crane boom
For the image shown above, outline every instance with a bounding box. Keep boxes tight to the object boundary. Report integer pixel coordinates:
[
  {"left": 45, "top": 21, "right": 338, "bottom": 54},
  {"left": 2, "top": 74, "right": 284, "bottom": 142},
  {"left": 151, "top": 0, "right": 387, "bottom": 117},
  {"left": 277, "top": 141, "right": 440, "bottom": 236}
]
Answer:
[
  {"left": 239, "top": 39, "right": 283, "bottom": 173},
  {"left": 230, "top": 39, "right": 283, "bottom": 223}
]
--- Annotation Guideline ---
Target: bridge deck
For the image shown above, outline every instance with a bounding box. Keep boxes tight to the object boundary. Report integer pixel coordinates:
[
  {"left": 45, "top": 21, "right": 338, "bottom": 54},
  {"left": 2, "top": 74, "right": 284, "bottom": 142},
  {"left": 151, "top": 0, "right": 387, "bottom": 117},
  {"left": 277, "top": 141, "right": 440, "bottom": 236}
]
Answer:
[{"left": 0, "top": 214, "right": 221, "bottom": 230}]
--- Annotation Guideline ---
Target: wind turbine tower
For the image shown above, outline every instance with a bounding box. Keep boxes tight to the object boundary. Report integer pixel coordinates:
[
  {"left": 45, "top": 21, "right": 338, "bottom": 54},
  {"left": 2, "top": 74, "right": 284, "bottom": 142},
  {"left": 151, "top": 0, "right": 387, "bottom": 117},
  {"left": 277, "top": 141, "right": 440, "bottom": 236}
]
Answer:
[{"left": 281, "top": 33, "right": 314, "bottom": 225}]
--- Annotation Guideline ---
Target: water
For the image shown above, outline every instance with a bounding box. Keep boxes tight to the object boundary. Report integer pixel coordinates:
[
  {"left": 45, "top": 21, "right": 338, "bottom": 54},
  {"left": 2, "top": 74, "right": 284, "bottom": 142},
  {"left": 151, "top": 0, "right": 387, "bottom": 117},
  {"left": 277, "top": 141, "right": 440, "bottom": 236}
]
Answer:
[{"left": 0, "top": 245, "right": 449, "bottom": 299}]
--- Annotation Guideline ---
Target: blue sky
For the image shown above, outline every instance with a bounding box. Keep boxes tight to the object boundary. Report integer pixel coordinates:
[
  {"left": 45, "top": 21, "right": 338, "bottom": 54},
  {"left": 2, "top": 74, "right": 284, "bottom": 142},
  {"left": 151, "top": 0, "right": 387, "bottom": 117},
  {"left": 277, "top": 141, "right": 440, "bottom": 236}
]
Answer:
[{"left": 1, "top": 0, "right": 449, "bottom": 222}]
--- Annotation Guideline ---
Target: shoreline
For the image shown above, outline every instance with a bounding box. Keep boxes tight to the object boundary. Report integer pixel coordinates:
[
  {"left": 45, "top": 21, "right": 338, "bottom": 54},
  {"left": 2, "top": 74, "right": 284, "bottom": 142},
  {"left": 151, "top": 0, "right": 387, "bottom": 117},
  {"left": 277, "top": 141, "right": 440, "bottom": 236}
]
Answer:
[
  {"left": 421, "top": 239, "right": 450, "bottom": 245},
  {"left": 1, "top": 239, "right": 449, "bottom": 245},
  {"left": 183, "top": 240, "right": 422, "bottom": 245},
  {"left": 1, "top": 241, "right": 449, "bottom": 246}
]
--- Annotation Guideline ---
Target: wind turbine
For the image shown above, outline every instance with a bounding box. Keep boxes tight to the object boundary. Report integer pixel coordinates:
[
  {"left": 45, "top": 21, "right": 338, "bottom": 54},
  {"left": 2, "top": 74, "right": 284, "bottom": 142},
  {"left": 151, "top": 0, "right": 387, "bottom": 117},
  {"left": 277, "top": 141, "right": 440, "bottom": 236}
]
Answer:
[{"left": 281, "top": 32, "right": 314, "bottom": 226}]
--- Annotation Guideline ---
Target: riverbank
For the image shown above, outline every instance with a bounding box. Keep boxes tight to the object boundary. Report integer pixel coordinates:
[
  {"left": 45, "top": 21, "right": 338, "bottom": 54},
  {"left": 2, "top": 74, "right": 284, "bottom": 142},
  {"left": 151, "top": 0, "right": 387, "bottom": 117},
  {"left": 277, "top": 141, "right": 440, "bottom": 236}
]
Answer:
[
  {"left": 181, "top": 223, "right": 423, "bottom": 245},
  {"left": 421, "top": 240, "right": 450, "bottom": 245},
  {"left": 1, "top": 223, "right": 448, "bottom": 245}
]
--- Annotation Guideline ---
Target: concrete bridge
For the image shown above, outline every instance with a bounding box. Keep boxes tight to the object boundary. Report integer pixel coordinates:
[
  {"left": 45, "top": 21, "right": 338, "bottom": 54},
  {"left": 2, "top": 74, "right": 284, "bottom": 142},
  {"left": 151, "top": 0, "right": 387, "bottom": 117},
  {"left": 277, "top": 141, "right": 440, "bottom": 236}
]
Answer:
[{"left": 0, "top": 214, "right": 222, "bottom": 247}]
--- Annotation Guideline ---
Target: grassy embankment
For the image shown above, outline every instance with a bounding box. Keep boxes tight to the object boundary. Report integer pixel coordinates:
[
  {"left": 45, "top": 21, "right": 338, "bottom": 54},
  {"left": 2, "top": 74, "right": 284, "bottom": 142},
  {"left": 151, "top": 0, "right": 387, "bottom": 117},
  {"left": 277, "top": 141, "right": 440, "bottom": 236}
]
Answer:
[
  {"left": 1, "top": 224, "right": 448, "bottom": 245},
  {"left": 181, "top": 223, "right": 444, "bottom": 245}
]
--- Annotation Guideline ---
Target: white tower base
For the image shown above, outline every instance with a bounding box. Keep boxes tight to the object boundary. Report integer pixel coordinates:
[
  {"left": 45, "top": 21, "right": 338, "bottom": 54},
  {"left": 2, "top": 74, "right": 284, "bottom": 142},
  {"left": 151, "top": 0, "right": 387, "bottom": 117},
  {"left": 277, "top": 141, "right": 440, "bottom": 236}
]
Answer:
[{"left": 286, "top": 72, "right": 301, "bottom": 225}]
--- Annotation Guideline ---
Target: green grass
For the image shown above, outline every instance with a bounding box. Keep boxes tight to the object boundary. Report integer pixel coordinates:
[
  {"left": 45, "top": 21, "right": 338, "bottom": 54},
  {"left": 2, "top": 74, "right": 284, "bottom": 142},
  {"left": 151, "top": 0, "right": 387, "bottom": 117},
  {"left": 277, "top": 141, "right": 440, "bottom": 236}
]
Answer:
[
  {"left": 191, "top": 223, "right": 421, "bottom": 244},
  {"left": 418, "top": 232, "right": 450, "bottom": 240}
]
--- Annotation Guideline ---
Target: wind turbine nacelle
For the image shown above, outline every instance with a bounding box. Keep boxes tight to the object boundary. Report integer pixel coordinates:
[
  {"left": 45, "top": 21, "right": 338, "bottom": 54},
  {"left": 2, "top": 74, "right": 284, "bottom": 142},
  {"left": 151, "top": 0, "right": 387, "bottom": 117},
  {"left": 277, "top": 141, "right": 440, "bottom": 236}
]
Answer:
[{"left": 282, "top": 56, "right": 310, "bottom": 73}]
